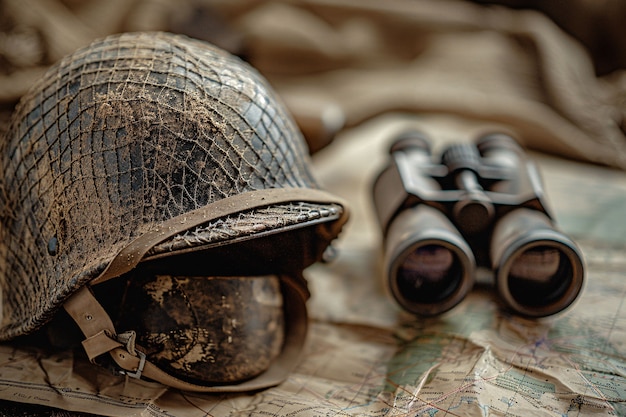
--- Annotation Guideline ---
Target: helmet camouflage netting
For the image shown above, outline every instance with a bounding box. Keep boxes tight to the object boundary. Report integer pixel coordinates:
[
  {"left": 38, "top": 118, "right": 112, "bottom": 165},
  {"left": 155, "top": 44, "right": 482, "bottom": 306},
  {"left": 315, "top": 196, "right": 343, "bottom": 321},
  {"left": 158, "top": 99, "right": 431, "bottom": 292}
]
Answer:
[{"left": 0, "top": 32, "right": 348, "bottom": 391}]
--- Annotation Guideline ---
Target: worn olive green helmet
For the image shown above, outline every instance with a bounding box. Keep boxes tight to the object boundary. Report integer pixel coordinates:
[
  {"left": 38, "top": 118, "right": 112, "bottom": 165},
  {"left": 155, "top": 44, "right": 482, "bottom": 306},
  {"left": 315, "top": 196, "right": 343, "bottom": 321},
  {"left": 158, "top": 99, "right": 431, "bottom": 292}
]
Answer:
[{"left": 0, "top": 32, "right": 348, "bottom": 392}]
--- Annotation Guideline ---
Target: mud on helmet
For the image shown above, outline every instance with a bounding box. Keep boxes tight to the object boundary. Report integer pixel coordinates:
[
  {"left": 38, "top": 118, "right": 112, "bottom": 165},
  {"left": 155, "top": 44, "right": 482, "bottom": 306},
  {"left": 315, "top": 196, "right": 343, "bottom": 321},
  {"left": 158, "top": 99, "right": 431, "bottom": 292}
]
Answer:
[{"left": 0, "top": 32, "right": 349, "bottom": 392}]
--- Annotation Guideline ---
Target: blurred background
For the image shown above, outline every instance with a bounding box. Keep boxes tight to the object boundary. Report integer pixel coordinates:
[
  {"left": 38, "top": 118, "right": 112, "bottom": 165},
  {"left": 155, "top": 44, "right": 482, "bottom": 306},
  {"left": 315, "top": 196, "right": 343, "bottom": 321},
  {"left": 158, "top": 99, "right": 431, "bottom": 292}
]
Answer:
[{"left": 1, "top": 0, "right": 626, "bottom": 169}]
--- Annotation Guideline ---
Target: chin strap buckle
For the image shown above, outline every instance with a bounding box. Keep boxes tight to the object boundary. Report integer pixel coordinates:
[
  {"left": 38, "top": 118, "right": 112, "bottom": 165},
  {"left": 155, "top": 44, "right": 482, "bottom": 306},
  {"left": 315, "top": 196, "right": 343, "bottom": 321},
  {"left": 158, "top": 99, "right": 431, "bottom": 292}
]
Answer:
[
  {"left": 119, "top": 350, "right": 146, "bottom": 379},
  {"left": 116, "top": 330, "right": 146, "bottom": 379}
]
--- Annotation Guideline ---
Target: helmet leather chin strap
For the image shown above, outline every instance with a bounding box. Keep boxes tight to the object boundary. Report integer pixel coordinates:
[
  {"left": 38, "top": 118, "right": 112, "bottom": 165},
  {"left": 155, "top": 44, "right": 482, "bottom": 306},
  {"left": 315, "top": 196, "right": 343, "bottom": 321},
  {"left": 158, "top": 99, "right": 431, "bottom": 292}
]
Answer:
[
  {"left": 61, "top": 187, "right": 349, "bottom": 392},
  {"left": 63, "top": 275, "right": 309, "bottom": 392}
]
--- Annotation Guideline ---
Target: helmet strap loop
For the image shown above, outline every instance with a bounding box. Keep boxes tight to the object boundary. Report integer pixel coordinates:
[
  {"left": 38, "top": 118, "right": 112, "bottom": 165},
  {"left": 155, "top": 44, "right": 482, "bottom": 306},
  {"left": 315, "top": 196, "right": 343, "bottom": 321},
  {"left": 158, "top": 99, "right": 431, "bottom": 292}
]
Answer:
[{"left": 62, "top": 275, "right": 311, "bottom": 392}]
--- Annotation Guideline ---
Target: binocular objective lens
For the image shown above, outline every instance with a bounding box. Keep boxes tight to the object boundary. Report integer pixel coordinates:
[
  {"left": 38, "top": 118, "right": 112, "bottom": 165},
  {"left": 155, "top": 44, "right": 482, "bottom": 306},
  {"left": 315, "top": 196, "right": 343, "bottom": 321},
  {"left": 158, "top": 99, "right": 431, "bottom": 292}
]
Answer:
[
  {"left": 396, "top": 245, "right": 460, "bottom": 304},
  {"left": 507, "top": 246, "right": 572, "bottom": 307}
]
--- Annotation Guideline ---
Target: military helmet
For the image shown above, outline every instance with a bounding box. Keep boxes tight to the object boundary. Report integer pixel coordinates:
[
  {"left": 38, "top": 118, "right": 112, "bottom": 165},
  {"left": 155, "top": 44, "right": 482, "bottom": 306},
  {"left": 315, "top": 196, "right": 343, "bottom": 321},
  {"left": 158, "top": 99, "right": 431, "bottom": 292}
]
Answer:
[{"left": 0, "top": 32, "right": 348, "bottom": 392}]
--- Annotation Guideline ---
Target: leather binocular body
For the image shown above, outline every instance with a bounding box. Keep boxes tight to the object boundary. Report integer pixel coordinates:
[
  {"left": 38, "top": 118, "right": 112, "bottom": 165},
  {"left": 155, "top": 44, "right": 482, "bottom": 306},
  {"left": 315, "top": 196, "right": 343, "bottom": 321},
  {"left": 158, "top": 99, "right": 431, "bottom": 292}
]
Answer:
[{"left": 373, "top": 132, "right": 584, "bottom": 317}]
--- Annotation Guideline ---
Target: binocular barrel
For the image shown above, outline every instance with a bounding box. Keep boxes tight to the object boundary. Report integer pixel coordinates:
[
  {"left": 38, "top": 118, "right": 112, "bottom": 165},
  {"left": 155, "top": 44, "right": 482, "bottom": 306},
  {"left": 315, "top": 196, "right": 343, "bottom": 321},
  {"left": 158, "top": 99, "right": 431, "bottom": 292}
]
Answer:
[
  {"left": 491, "top": 208, "right": 584, "bottom": 317},
  {"left": 384, "top": 204, "right": 475, "bottom": 316},
  {"left": 373, "top": 131, "right": 584, "bottom": 317},
  {"left": 478, "top": 134, "right": 584, "bottom": 316}
]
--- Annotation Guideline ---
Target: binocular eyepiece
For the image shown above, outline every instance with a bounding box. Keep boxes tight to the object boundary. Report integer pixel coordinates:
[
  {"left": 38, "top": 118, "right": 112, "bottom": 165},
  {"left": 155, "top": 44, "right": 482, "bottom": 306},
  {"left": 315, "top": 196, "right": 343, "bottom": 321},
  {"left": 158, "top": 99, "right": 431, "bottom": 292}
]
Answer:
[{"left": 373, "top": 131, "right": 584, "bottom": 317}]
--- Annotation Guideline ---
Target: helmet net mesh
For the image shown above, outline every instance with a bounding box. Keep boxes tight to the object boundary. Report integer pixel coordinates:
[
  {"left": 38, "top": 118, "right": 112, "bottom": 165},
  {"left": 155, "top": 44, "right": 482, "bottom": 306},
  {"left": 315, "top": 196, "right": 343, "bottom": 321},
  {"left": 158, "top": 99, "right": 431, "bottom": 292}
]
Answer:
[{"left": 0, "top": 32, "right": 320, "bottom": 340}]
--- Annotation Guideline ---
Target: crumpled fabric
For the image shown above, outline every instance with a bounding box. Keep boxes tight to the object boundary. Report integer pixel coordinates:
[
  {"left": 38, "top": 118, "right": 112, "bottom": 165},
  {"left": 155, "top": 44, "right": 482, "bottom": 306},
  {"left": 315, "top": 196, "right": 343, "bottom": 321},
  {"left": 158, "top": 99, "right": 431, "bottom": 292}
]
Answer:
[
  {"left": 212, "top": 0, "right": 626, "bottom": 168},
  {"left": 1, "top": 0, "right": 626, "bottom": 169},
  {"left": 470, "top": 0, "right": 626, "bottom": 76}
]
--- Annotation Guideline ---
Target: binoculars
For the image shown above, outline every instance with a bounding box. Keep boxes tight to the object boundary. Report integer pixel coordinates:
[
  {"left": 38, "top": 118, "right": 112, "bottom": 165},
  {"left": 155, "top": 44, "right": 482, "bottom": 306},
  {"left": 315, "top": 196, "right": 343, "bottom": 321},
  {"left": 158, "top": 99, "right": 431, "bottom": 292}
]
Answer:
[{"left": 372, "top": 131, "right": 584, "bottom": 317}]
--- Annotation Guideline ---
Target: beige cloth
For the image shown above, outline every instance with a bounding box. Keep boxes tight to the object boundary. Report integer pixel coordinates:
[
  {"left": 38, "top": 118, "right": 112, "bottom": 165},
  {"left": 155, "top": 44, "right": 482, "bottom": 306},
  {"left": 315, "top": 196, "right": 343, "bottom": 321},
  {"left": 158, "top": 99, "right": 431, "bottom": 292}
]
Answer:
[
  {"left": 215, "top": 0, "right": 626, "bottom": 168},
  {"left": 1, "top": 0, "right": 626, "bottom": 169}
]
